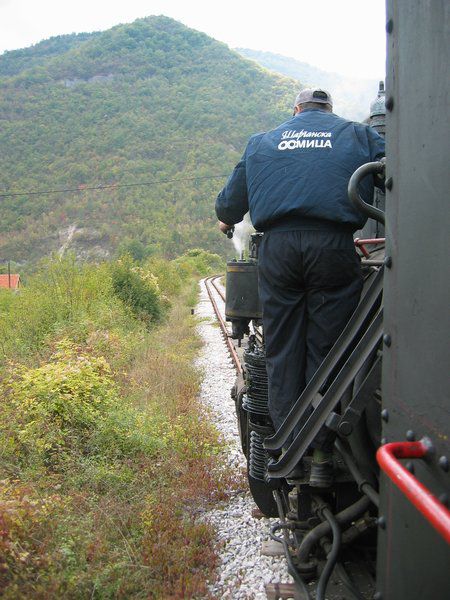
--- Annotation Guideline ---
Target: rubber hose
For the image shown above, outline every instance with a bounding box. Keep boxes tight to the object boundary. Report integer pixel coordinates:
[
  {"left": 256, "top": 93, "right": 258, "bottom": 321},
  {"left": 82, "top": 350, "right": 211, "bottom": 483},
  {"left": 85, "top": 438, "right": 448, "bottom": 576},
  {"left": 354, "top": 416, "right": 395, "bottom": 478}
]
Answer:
[
  {"left": 316, "top": 508, "right": 342, "bottom": 600},
  {"left": 297, "top": 496, "right": 370, "bottom": 563},
  {"left": 335, "top": 438, "right": 380, "bottom": 507},
  {"left": 273, "top": 490, "right": 312, "bottom": 600}
]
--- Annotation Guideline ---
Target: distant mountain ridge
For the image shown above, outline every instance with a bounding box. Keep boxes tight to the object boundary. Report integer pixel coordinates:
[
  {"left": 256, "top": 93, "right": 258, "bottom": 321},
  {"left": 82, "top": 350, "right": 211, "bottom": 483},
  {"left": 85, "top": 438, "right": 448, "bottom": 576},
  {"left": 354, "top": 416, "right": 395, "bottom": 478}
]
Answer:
[
  {"left": 235, "top": 48, "right": 380, "bottom": 121},
  {"left": 0, "top": 32, "right": 96, "bottom": 77},
  {"left": 0, "top": 17, "right": 298, "bottom": 263}
]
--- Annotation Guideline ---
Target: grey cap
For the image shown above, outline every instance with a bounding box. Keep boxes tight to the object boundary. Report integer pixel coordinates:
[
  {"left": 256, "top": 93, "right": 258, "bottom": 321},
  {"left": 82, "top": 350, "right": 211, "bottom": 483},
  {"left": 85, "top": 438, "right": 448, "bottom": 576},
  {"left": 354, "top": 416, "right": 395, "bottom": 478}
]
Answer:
[{"left": 294, "top": 88, "right": 333, "bottom": 108}]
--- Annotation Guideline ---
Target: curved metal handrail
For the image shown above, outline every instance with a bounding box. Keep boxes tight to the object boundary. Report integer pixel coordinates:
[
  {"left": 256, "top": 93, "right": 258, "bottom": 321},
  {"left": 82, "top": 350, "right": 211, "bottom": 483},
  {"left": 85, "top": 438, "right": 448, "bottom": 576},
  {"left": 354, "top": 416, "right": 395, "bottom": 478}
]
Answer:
[
  {"left": 377, "top": 438, "right": 450, "bottom": 544},
  {"left": 348, "top": 158, "right": 386, "bottom": 225}
]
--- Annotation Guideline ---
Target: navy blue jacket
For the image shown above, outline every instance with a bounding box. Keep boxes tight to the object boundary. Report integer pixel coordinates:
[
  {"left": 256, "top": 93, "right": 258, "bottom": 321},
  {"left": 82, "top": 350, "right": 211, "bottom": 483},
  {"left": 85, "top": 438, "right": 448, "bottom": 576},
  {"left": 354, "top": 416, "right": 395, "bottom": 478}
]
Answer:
[{"left": 215, "top": 108, "right": 385, "bottom": 231}]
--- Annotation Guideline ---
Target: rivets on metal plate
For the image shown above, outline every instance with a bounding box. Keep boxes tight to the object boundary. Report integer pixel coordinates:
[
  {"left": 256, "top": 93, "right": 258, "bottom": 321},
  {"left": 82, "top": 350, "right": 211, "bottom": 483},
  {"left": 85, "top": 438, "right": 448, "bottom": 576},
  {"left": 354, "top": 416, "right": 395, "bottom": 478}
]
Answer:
[
  {"left": 384, "top": 256, "right": 392, "bottom": 269},
  {"left": 439, "top": 493, "right": 449, "bottom": 507},
  {"left": 438, "top": 456, "right": 449, "bottom": 472},
  {"left": 406, "top": 430, "right": 416, "bottom": 442},
  {"left": 383, "top": 334, "right": 391, "bottom": 347},
  {"left": 385, "top": 96, "right": 394, "bottom": 111},
  {"left": 385, "top": 177, "right": 393, "bottom": 191},
  {"left": 381, "top": 409, "right": 389, "bottom": 423},
  {"left": 405, "top": 461, "right": 415, "bottom": 474},
  {"left": 377, "top": 516, "right": 386, "bottom": 530}
]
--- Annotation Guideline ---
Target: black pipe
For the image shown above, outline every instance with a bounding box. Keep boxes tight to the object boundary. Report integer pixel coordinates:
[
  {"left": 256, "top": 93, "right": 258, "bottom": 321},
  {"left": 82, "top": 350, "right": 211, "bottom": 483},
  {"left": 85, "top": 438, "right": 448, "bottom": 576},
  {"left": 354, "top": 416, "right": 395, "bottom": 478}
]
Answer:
[
  {"left": 343, "top": 352, "right": 379, "bottom": 480},
  {"left": 297, "top": 496, "right": 370, "bottom": 563},
  {"left": 348, "top": 159, "right": 386, "bottom": 225},
  {"left": 345, "top": 349, "right": 379, "bottom": 478},
  {"left": 269, "top": 522, "right": 294, "bottom": 544},
  {"left": 335, "top": 438, "right": 380, "bottom": 507},
  {"left": 273, "top": 490, "right": 312, "bottom": 600},
  {"left": 316, "top": 507, "right": 342, "bottom": 600}
]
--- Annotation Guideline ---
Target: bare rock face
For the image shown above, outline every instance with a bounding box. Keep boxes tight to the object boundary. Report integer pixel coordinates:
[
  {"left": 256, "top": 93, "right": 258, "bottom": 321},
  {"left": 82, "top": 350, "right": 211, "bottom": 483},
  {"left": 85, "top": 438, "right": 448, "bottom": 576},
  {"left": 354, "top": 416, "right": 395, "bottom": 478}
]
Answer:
[
  {"left": 62, "top": 74, "right": 115, "bottom": 88},
  {"left": 57, "top": 224, "right": 111, "bottom": 260}
]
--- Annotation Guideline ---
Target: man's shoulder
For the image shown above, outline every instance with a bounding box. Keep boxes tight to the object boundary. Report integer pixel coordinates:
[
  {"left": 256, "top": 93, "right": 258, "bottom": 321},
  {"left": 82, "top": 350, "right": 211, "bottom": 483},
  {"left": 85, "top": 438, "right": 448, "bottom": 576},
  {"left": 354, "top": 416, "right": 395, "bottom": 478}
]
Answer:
[
  {"left": 349, "top": 119, "right": 385, "bottom": 147},
  {"left": 331, "top": 113, "right": 382, "bottom": 141},
  {"left": 248, "top": 131, "right": 267, "bottom": 143},
  {"left": 247, "top": 119, "right": 293, "bottom": 149},
  {"left": 245, "top": 131, "right": 267, "bottom": 152},
  {"left": 322, "top": 111, "right": 360, "bottom": 128}
]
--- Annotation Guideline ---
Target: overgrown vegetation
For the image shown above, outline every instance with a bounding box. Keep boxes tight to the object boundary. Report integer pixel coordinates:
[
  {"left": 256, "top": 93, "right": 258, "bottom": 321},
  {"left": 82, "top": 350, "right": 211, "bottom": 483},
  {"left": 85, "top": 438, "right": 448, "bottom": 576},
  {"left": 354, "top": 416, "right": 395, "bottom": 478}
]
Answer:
[
  {"left": 0, "top": 250, "right": 233, "bottom": 598},
  {"left": 0, "top": 16, "right": 298, "bottom": 263}
]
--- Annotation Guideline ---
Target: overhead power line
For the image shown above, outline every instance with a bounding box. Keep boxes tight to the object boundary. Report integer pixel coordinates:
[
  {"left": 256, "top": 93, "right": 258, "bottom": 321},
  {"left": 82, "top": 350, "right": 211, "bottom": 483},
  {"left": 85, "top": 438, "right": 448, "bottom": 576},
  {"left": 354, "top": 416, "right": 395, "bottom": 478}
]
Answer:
[{"left": 0, "top": 174, "right": 229, "bottom": 199}]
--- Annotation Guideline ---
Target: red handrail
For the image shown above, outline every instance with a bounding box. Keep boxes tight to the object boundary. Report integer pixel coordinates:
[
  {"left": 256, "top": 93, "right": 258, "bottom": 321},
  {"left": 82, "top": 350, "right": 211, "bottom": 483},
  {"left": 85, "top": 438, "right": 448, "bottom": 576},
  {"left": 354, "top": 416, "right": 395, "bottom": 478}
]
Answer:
[
  {"left": 354, "top": 238, "right": 386, "bottom": 245},
  {"left": 377, "top": 439, "right": 450, "bottom": 544},
  {"left": 354, "top": 237, "right": 386, "bottom": 258}
]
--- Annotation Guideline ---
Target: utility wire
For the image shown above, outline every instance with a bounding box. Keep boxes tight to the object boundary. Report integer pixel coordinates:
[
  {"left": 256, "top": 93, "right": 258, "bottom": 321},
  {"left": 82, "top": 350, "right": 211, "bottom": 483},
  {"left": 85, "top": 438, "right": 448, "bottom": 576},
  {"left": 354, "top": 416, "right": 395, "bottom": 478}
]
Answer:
[{"left": 0, "top": 174, "right": 229, "bottom": 199}]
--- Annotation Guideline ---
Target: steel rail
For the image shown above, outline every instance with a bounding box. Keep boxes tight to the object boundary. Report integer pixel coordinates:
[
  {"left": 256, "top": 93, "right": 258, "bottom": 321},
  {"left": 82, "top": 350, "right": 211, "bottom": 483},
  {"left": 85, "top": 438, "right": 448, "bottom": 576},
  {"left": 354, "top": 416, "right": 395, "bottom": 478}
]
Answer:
[
  {"left": 209, "top": 275, "right": 225, "bottom": 302},
  {"left": 204, "top": 276, "right": 242, "bottom": 374}
]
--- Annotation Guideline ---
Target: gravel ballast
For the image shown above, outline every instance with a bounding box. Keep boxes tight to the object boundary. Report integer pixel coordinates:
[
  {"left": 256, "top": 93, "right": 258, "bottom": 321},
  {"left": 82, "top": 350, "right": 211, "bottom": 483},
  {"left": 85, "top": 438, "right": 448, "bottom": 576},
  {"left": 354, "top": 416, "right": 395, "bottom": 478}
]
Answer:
[{"left": 195, "top": 279, "right": 292, "bottom": 599}]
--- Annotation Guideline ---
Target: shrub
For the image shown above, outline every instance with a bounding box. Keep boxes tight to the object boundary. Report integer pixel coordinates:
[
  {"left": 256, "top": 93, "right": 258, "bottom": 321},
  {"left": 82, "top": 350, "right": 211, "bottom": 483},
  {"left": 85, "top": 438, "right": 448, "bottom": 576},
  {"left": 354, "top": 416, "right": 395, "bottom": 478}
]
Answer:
[
  {"left": 0, "top": 480, "right": 64, "bottom": 593},
  {"left": 143, "top": 256, "right": 184, "bottom": 296},
  {"left": 117, "top": 238, "right": 148, "bottom": 261},
  {"left": 0, "top": 252, "right": 231, "bottom": 597},
  {"left": 175, "top": 248, "right": 223, "bottom": 276},
  {"left": 0, "top": 255, "right": 131, "bottom": 364},
  {"left": 3, "top": 340, "right": 118, "bottom": 467},
  {"left": 111, "top": 255, "right": 168, "bottom": 324}
]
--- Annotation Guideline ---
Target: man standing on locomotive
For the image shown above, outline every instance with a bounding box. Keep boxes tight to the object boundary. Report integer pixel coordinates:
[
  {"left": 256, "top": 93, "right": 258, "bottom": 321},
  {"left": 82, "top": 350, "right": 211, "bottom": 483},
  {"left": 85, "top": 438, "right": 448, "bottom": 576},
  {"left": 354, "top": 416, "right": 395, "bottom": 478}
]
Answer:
[{"left": 215, "top": 88, "right": 385, "bottom": 487}]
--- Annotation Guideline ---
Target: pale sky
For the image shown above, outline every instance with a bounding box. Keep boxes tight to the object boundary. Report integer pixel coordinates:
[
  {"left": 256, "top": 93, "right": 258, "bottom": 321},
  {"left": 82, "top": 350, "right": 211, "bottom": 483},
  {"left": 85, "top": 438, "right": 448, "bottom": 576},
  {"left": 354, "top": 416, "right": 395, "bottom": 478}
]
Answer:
[{"left": 0, "top": 0, "right": 386, "bottom": 79}]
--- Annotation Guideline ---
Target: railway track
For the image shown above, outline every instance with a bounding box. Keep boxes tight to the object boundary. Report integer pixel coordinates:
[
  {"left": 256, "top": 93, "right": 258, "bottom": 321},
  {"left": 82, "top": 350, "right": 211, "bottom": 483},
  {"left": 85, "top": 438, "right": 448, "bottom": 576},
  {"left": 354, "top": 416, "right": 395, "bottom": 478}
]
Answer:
[
  {"left": 203, "top": 273, "right": 377, "bottom": 600},
  {"left": 204, "top": 275, "right": 310, "bottom": 599},
  {"left": 204, "top": 275, "right": 242, "bottom": 374}
]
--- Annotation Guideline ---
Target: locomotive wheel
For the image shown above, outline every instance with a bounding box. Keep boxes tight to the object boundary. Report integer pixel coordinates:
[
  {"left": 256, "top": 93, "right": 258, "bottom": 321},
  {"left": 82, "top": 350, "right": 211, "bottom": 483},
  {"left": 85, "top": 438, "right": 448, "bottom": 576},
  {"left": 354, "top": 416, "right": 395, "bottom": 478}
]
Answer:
[
  {"left": 246, "top": 421, "right": 279, "bottom": 518},
  {"left": 234, "top": 380, "right": 249, "bottom": 457},
  {"left": 247, "top": 471, "right": 279, "bottom": 518}
]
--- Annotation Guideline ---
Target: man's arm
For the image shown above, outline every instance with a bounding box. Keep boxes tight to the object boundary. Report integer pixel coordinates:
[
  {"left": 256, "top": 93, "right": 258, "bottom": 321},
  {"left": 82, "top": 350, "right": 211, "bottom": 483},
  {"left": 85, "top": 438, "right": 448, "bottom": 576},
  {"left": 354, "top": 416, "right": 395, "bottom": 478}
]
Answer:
[
  {"left": 366, "top": 126, "right": 386, "bottom": 190},
  {"left": 215, "top": 155, "right": 249, "bottom": 228}
]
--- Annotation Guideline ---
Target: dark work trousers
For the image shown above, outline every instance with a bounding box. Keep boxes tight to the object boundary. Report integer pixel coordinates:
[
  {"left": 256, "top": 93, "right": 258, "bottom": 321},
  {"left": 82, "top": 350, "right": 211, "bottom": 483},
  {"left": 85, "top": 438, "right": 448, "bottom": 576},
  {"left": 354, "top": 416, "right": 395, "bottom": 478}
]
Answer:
[{"left": 258, "top": 227, "right": 363, "bottom": 450}]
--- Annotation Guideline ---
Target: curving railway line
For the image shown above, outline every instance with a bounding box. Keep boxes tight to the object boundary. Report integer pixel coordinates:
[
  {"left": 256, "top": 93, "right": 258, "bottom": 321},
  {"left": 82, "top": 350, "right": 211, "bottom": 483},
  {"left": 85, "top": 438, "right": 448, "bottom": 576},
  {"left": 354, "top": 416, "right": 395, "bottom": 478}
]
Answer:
[
  {"left": 205, "top": 275, "right": 242, "bottom": 374},
  {"left": 203, "top": 273, "right": 377, "bottom": 600}
]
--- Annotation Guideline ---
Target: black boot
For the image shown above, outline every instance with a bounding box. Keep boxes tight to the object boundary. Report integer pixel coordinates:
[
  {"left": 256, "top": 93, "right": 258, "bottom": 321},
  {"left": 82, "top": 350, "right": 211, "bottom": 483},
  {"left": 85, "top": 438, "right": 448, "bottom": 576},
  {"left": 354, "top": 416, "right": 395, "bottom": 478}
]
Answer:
[{"left": 309, "top": 451, "right": 334, "bottom": 488}]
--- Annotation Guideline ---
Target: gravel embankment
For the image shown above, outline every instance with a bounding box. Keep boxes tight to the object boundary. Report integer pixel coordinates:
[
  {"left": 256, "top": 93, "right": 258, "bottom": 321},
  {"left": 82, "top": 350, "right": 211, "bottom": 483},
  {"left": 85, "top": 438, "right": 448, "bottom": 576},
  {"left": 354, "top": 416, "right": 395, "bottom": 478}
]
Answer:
[{"left": 195, "top": 279, "right": 292, "bottom": 599}]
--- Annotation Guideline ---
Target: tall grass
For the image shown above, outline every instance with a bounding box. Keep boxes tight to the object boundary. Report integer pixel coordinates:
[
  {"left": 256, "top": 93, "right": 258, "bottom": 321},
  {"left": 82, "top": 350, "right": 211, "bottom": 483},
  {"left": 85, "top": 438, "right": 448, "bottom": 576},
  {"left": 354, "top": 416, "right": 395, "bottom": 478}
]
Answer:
[
  {"left": 0, "top": 249, "right": 233, "bottom": 598},
  {"left": 0, "top": 255, "right": 136, "bottom": 365}
]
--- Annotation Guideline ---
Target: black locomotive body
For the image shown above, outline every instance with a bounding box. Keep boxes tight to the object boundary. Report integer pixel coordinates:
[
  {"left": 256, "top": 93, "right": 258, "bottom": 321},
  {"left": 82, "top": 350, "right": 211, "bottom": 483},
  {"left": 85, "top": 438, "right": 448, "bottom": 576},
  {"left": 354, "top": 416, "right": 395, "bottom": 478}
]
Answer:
[{"left": 225, "top": 3, "right": 450, "bottom": 598}]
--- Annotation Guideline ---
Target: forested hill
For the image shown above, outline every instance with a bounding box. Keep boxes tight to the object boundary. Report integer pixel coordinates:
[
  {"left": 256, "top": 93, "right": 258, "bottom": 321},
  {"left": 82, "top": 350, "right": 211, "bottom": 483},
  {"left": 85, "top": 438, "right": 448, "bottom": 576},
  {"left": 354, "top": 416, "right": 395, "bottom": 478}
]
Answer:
[
  {"left": 0, "top": 17, "right": 298, "bottom": 264},
  {"left": 235, "top": 48, "right": 378, "bottom": 122}
]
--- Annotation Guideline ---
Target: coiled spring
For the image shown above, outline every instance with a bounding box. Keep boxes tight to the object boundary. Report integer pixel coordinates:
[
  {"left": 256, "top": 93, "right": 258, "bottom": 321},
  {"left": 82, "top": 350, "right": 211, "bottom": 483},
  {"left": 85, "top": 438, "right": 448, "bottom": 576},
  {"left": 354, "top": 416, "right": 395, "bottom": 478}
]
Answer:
[{"left": 249, "top": 430, "right": 268, "bottom": 481}]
